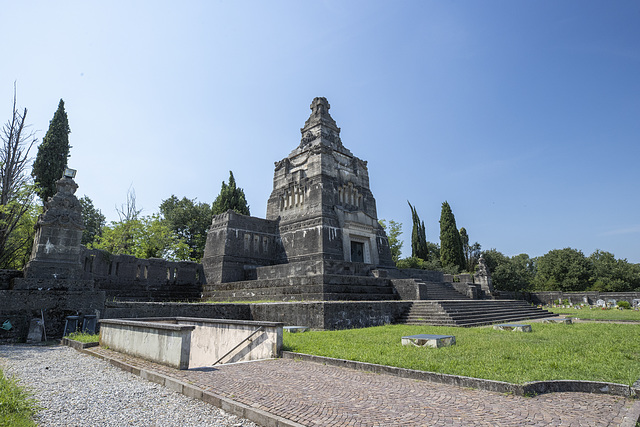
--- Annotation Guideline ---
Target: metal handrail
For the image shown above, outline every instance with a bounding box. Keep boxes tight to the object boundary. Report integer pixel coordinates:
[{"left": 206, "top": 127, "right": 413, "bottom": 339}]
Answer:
[{"left": 212, "top": 326, "right": 265, "bottom": 366}]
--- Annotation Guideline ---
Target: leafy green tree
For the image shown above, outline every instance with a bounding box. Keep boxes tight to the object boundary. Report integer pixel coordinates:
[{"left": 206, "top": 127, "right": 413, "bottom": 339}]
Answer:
[
  {"left": 135, "top": 215, "right": 190, "bottom": 260},
  {"left": 93, "top": 214, "right": 189, "bottom": 261},
  {"left": 426, "top": 241, "right": 440, "bottom": 262},
  {"left": 379, "top": 219, "right": 403, "bottom": 264},
  {"left": 533, "top": 248, "right": 593, "bottom": 291},
  {"left": 79, "top": 196, "right": 105, "bottom": 246},
  {"left": 91, "top": 218, "right": 141, "bottom": 256},
  {"left": 480, "top": 249, "right": 509, "bottom": 276},
  {"left": 588, "top": 250, "right": 640, "bottom": 292},
  {"left": 407, "top": 201, "right": 427, "bottom": 260},
  {"left": 396, "top": 255, "right": 459, "bottom": 274},
  {"left": 0, "top": 88, "right": 39, "bottom": 269},
  {"left": 32, "top": 99, "right": 70, "bottom": 202},
  {"left": 212, "top": 171, "right": 250, "bottom": 216},
  {"left": 396, "top": 256, "right": 427, "bottom": 269},
  {"left": 0, "top": 202, "right": 40, "bottom": 269},
  {"left": 492, "top": 253, "right": 536, "bottom": 292},
  {"left": 439, "top": 201, "right": 464, "bottom": 271},
  {"left": 160, "top": 195, "right": 213, "bottom": 261}
]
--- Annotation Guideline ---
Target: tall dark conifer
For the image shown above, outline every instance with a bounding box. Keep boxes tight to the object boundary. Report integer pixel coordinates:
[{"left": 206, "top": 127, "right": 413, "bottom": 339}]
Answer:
[
  {"left": 408, "top": 201, "right": 428, "bottom": 260},
  {"left": 439, "top": 201, "right": 465, "bottom": 271},
  {"left": 212, "top": 171, "right": 250, "bottom": 216},
  {"left": 32, "top": 99, "right": 71, "bottom": 202}
]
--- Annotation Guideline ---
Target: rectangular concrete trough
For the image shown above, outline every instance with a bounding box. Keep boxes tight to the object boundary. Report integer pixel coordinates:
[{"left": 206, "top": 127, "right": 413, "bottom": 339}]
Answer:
[{"left": 99, "top": 317, "right": 283, "bottom": 370}]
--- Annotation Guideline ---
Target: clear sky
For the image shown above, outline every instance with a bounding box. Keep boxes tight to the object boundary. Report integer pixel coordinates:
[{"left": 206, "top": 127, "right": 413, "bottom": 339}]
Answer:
[{"left": 2, "top": 1, "right": 639, "bottom": 263}]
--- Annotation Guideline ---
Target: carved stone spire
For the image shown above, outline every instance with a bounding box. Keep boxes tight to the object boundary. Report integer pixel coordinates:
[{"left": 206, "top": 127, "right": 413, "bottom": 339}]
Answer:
[
  {"left": 298, "top": 97, "right": 348, "bottom": 153},
  {"left": 301, "top": 97, "right": 339, "bottom": 133}
]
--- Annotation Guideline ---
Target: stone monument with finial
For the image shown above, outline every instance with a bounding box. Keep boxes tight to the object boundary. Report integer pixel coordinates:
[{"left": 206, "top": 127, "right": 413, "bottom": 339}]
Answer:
[{"left": 16, "top": 168, "right": 94, "bottom": 289}]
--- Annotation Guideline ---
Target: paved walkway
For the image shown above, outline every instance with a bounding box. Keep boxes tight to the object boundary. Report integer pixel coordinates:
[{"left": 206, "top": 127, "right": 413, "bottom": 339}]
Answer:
[{"left": 85, "top": 347, "right": 639, "bottom": 426}]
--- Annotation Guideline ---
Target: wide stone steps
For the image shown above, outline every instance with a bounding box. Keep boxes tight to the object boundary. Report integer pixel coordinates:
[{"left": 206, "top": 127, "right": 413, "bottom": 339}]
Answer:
[
  {"left": 399, "top": 300, "right": 556, "bottom": 327},
  {"left": 420, "top": 281, "right": 470, "bottom": 300}
]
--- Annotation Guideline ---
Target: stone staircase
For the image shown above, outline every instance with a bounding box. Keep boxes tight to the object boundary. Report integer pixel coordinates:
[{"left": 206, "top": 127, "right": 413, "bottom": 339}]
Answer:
[
  {"left": 399, "top": 300, "right": 556, "bottom": 327},
  {"left": 419, "top": 280, "right": 469, "bottom": 300}
]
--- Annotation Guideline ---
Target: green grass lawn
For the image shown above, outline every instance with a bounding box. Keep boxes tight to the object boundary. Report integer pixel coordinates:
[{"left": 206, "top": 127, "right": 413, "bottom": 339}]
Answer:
[
  {"left": 0, "top": 368, "right": 38, "bottom": 427},
  {"left": 64, "top": 332, "right": 100, "bottom": 343},
  {"left": 549, "top": 307, "right": 640, "bottom": 321},
  {"left": 283, "top": 323, "right": 640, "bottom": 385}
]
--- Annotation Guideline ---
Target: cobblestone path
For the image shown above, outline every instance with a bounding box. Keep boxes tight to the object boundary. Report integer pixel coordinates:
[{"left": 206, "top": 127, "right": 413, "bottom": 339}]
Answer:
[{"left": 86, "top": 347, "right": 639, "bottom": 426}]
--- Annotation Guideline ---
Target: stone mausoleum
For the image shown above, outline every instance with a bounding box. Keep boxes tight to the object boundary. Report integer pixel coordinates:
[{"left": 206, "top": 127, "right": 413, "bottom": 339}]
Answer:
[{"left": 202, "top": 97, "right": 398, "bottom": 301}]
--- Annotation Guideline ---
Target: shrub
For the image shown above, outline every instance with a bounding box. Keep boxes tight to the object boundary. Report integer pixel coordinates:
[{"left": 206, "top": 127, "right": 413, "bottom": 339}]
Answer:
[{"left": 617, "top": 300, "right": 631, "bottom": 310}]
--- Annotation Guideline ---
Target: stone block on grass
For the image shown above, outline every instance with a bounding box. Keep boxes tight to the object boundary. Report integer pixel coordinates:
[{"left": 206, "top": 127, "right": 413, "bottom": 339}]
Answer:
[
  {"left": 493, "top": 324, "right": 532, "bottom": 332},
  {"left": 401, "top": 334, "right": 456, "bottom": 348},
  {"left": 542, "top": 317, "right": 572, "bottom": 324}
]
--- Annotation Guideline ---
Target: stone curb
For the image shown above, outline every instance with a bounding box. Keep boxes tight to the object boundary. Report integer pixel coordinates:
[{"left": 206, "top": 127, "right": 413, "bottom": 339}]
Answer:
[
  {"left": 60, "top": 338, "right": 99, "bottom": 350},
  {"left": 282, "top": 351, "right": 640, "bottom": 399},
  {"left": 76, "top": 347, "right": 304, "bottom": 427}
]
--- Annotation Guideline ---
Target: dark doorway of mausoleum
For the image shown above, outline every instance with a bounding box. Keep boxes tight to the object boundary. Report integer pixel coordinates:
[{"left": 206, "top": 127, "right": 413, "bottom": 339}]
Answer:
[{"left": 351, "top": 242, "right": 364, "bottom": 263}]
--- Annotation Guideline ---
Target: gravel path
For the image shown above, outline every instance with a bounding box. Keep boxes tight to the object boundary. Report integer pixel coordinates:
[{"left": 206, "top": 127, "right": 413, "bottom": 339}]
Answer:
[{"left": 0, "top": 344, "right": 258, "bottom": 427}]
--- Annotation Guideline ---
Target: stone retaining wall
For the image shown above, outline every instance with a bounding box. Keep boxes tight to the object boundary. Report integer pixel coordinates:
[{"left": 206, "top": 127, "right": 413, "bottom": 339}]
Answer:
[
  {"left": 497, "top": 291, "right": 640, "bottom": 306},
  {"left": 103, "top": 300, "right": 412, "bottom": 330},
  {"left": 0, "top": 289, "right": 105, "bottom": 343},
  {"left": 81, "top": 248, "right": 204, "bottom": 301}
]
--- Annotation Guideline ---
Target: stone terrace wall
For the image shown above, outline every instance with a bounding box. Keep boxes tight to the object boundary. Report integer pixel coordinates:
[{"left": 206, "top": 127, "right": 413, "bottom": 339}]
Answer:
[
  {"left": 0, "top": 269, "right": 22, "bottom": 290},
  {"left": 104, "top": 301, "right": 412, "bottom": 330},
  {"left": 0, "top": 290, "right": 105, "bottom": 343},
  {"left": 80, "top": 248, "right": 204, "bottom": 301},
  {"left": 497, "top": 290, "right": 640, "bottom": 306}
]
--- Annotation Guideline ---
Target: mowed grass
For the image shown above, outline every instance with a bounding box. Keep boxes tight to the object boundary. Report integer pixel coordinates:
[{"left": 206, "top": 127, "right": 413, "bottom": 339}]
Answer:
[
  {"left": 0, "top": 368, "right": 38, "bottom": 427},
  {"left": 65, "top": 332, "right": 100, "bottom": 343},
  {"left": 283, "top": 322, "right": 640, "bottom": 385},
  {"left": 549, "top": 307, "right": 640, "bottom": 321}
]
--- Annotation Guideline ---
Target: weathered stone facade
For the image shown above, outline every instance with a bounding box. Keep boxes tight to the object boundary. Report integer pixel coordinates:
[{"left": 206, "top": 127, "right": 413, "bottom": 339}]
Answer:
[
  {"left": 79, "top": 248, "right": 204, "bottom": 301},
  {"left": 202, "top": 98, "right": 395, "bottom": 301},
  {"left": 23, "top": 176, "right": 85, "bottom": 280}
]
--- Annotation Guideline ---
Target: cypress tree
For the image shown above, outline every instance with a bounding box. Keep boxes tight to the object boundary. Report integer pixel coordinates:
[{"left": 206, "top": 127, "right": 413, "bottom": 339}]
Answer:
[
  {"left": 408, "top": 201, "right": 428, "bottom": 260},
  {"left": 459, "top": 227, "right": 470, "bottom": 271},
  {"left": 439, "top": 201, "right": 465, "bottom": 271},
  {"left": 32, "top": 99, "right": 71, "bottom": 202},
  {"left": 212, "top": 171, "right": 250, "bottom": 216}
]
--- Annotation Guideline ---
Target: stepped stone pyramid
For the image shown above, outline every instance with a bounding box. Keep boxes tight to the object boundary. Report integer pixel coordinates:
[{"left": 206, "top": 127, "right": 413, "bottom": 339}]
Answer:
[
  {"left": 200, "top": 97, "right": 555, "bottom": 325},
  {"left": 202, "top": 97, "right": 397, "bottom": 301}
]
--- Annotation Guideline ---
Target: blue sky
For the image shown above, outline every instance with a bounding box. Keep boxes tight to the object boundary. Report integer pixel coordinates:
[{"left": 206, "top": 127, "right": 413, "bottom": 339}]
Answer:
[{"left": 2, "top": 1, "right": 639, "bottom": 262}]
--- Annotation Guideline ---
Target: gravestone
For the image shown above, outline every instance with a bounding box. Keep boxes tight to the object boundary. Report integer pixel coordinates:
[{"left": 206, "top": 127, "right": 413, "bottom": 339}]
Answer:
[
  {"left": 595, "top": 299, "right": 606, "bottom": 307},
  {"left": 493, "top": 323, "right": 532, "bottom": 332},
  {"left": 26, "top": 319, "right": 44, "bottom": 343}
]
